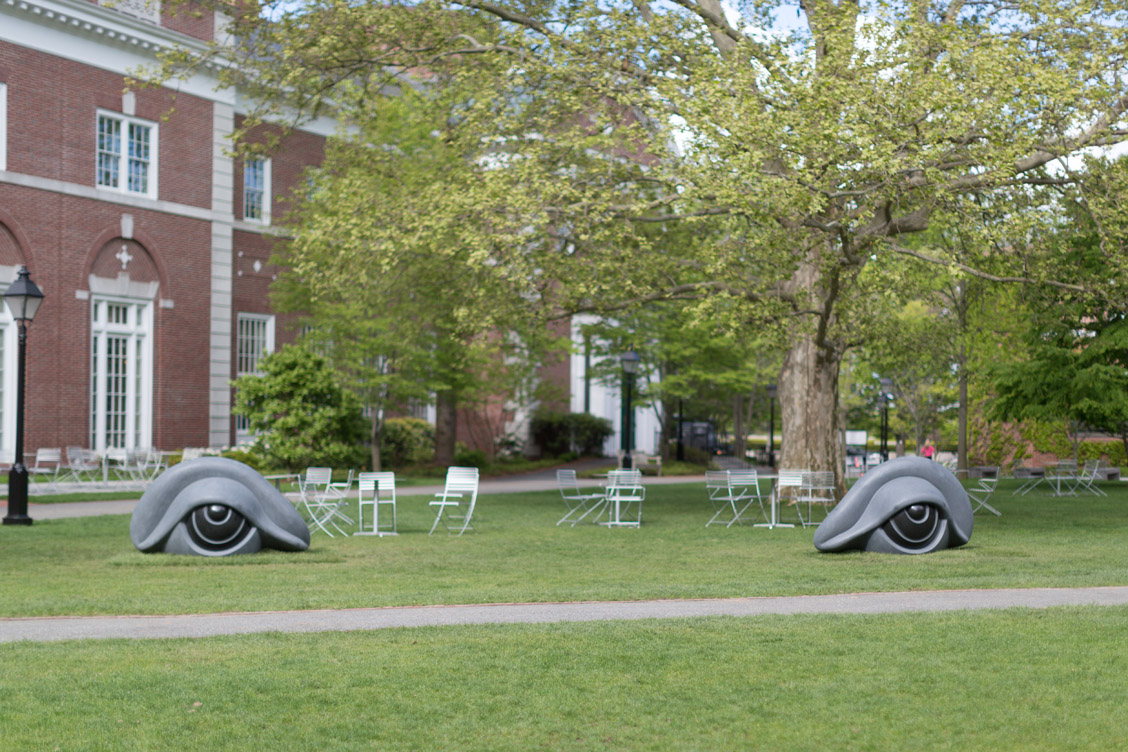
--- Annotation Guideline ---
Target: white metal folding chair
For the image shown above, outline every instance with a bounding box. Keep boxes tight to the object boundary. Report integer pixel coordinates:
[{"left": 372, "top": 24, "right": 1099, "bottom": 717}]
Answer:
[
  {"left": 796, "top": 471, "right": 836, "bottom": 527},
  {"left": 1076, "top": 460, "right": 1108, "bottom": 497},
  {"left": 429, "top": 466, "right": 479, "bottom": 535},
  {"left": 355, "top": 471, "right": 397, "bottom": 536},
  {"left": 300, "top": 467, "right": 353, "bottom": 537},
  {"left": 60, "top": 446, "right": 99, "bottom": 485},
  {"left": 1047, "top": 460, "right": 1078, "bottom": 496},
  {"left": 29, "top": 448, "right": 63, "bottom": 491},
  {"left": 556, "top": 469, "right": 606, "bottom": 526},
  {"left": 706, "top": 470, "right": 766, "bottom": 527},
  {"left": 603, "top": 468, "right": 644, "bottom": 527},
  {"left": 968, "top": 475, "right": 1001, "bottom": 516}
]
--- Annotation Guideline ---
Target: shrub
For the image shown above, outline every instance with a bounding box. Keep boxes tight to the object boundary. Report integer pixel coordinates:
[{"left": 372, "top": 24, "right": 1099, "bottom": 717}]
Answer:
[
  {"left": 453, "top": 445, "right": 488, "bottom": 469},
  {"left": 221, "top": 448, "right": 265, "bottom": 472},
  {"left": 530, "top": 411, "right": 613, "bottom": 457},
  {"left": 380, "top": 417, "right": 436, "bottom": 469},
  {"left": 232, "top": 345, "right": 367, "bottom": 472}
]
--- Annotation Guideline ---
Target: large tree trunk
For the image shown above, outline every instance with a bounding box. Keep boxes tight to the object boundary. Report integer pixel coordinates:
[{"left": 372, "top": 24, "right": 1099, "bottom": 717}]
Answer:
[
  {"left": 435, "top": 391, "right": 457, "bottom": 466},
  {"left": 779, "top": 334, "right": 847, "bottom": 498}
]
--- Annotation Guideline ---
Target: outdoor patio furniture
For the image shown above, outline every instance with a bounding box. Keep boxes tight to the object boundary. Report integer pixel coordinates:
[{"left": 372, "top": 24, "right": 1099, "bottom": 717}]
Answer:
[
  {"left": 29, "top": 447, "right": 62, "bottom": 490},
  {"left": 968, "top": 475, "right": 1001, "bottom": 516},
  {"left": 756, "top": 469, "right": 801, "bottom": 529},
  {"left": 299, "top": 467, "right": 354, "bottom": 537},
  {"left": 796, "top": 470, "right": 836, "bottom": 527},
  {"left": 60, "top": 446, "right": 100, "bottom": 485},
  {"left": 603, "top": 468, "right": 644, "bottom": 527},
  {"left": 1047, "top": 460, "right": 1079, "bottom": 496},
  {"left": 428, "top": 466, "right": 479, "bottom": 535},
  {"left": 705, "top": 469, "right": 767, "bottom": 527},
  {"left": 556, "top": 469, "right": 606, "bottom": 526},
  {"left": 355, "top": 471, "right": 397, "bottom": 536},
  {"left": 1076, "top": 461, "right": 1108, "bottom": 497}
]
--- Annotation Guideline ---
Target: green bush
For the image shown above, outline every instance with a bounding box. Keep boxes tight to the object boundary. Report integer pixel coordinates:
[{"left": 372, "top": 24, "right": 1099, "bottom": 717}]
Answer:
[
  {"left": 380, "top": 417, "right": 435, "bottom": 469},
  {"left": 453, "top": 445, "right": 488, "bottom": 469},
  {"left": 221, "top": 448, "right": 265, "bottom": 472},
  {"left": 232, "top": 345, "right": 367, "bottom": 472},
  {"left": 530, "top": 411, "right": 613, "bottom": 457}
]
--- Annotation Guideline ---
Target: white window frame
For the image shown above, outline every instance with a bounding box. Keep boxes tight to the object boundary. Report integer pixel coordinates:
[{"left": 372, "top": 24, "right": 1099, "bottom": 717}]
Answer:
[
  {"left": 0, "top": 82, "right": 7, "bottom": 172},
  {"left": 95, "top": 110, "right": 158, "bottom": 200},
  {"left": 90, "top": 297, "right": 154, "bottom": 451},
  {"left": 234, "top": 313, "right": 275, "bottom": 440},
  {"left": 243, "top": 157, "right": 271, "bottom": 224}
]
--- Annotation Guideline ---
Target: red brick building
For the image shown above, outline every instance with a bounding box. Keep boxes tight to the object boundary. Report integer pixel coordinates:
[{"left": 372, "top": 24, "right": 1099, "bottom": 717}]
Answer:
[{"left": 0, "top": 0, "right": 333, "bottom": 458}]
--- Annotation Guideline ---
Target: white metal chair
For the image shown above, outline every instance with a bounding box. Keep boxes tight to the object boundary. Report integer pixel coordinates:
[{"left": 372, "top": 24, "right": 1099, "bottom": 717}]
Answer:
[
  {"left": 429, "top": 466, "right": 479, "bottom": 535},
  {"left": 1076, "top": 460, "right": 1108, "bottom": 497},
  {"left": 705, "top": 469, "right": 766, "bottom": 527},
  {"left": 760, "top": 469, "right": 804, "bottom": 528},
  {"left": 968, "top": 475, "right": 1001, "bottom": 516},
  {"left": 355, "top": 471, "right": 397, "bottom": 536},
  {"left": 556, "top": 469, "right": 606, "bottom": 526},
  {"left": 29, "top": 448, "right": 63, "bottom": 491},
  {"left": 60, "top": 446, "right": 99, "bottom": 485},
  {"left": 603, "top": 468, "right": 644, "bottom": 527},
  {"left": 299, "top": 467, "right": 354, "bottom": 536},
  {"left": 796, "top": 471, "right": 836, "bottom": 527},
  {"left": 1047, "top": 460, "right": 1078, "bottom": 496}
]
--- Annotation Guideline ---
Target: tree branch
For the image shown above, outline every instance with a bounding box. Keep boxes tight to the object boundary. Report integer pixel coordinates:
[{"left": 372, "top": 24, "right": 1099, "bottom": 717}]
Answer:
[{"left": 889, "top": 243, "right": 1090, "bottom": 294}]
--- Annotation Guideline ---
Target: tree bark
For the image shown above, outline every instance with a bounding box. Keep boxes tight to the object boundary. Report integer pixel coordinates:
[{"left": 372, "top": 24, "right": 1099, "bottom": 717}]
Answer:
[
  {"left": 957, "top": 353, "right": 969, "bottom": 474},
  {"left": 732, "top": 395, "right": 746, "bottom": 465},
  {"left": 779, "top": 334, "right": 846, "bottom": 498},
  {"left": 435, "top": 391, "right": 457, "bottom": 465},
  {"left": 370, "top": 412, "right": 383, "bottom": 472}
]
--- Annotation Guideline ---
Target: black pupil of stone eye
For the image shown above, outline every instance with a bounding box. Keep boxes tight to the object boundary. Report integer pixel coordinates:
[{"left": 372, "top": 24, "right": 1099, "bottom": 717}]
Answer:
[
  {"left": 186, "top": 504, "right": 249, "bottom": 550},
  {"left": 882, "top": 503, "right": 941, "bottom": 549}
]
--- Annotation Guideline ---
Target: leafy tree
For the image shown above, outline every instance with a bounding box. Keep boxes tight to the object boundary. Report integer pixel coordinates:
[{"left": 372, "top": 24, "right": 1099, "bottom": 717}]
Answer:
[
  {"left": 232, "top": 345, "right": 368, "bottom": 471},
  {"left": 154, "top": 0, "right": 1128, "bottom": 493},
  {"left": 989, "top": 196, "right": 1128, "bottom": 462}
]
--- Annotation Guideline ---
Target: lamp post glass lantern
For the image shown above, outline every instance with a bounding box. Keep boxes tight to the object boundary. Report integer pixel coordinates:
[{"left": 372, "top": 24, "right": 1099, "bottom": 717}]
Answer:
[
  {"left": 620, "top": 350, "right": 640, "bottom": 469},
  {"left": 3, "top": 266, "right": 44, "bottom": 526}
]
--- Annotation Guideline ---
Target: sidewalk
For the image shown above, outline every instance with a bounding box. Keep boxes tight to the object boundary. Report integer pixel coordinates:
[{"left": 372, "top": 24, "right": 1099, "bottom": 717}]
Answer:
[
  {"left": 0, "top": 464, "right": 707, "bottom": 520},
  {"left": 4, "top": 586, "right": 1127, "bottom": 643}
]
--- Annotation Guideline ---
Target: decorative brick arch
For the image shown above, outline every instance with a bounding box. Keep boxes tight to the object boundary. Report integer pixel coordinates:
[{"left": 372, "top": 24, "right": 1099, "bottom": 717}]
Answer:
[
  {"left": 0, "top": 207, "right": 33, "bottom": 269},
  {"left": 82, "top": 226, "right": 171, "bottom": 297}
]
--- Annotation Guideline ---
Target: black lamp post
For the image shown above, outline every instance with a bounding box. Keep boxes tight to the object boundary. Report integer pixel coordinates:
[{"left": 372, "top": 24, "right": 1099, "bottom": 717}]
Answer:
[
  {"left": 3, "top": 266, "right": 45, "bottom": 526},
  {"left": 766, "top": 383, "right": 777, "bottom": 468},
  {"left": 620, "top": 349, "right": 640, "bottom": 469},
  {"left": 879, "top": 377, "right": 893, "bottom": 463}
]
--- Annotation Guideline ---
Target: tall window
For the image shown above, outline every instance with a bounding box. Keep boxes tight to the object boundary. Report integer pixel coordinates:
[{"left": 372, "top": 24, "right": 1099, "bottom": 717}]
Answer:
[
  {"left": 243, "top": 158, "right": 271, "bottom": 223},
  {"left": 91, "top": 299, "right": 153, "bottom": 450},
  {"left": 96, "top": 111, "right": 157, "bottom": 199},
  {"left": 235, "top": 313, "right": 275, "bottom": 437}
]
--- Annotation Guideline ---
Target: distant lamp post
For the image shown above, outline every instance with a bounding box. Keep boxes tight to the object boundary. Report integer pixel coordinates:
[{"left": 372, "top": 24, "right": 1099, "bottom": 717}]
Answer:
[
  {"left": 3, "top": 266, "right": 45, "bottom": 526},
  {"left": 766, "top": 383, "right": 777, "bottom": 468},
  {"left": 879, "top": 377, "right": 893, "bottom": 463},
  {"left": 620, "top": 349, "right": 640, "bottom": 469}
]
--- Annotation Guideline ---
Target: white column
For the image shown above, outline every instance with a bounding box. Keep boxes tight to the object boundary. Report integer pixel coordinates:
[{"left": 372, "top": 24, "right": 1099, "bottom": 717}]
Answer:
[{"left": 209, "top": 103, "right": 235, "bottom": 448}]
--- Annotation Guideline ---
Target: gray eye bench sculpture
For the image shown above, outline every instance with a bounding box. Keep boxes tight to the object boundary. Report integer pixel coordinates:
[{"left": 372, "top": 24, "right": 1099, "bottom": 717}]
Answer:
[
  {"left": 813, "top": 456, "right": 973, "bottom": 555},
  {"left": 131, "top": 456, "right": 310, "bottom": 556}
]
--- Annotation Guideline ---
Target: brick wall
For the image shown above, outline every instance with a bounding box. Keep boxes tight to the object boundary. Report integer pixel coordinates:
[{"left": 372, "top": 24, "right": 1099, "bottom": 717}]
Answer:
[{"left": 0, "top": 44, "right": 213, "bottom": 209}]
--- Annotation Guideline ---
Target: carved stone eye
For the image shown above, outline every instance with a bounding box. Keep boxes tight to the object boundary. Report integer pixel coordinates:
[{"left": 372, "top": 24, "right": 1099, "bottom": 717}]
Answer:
[
  {"left": 131, "top": 457, "right": 310, "bottom": 557},
  {"left": 813, "top": 457, "right": 972, "bottom": 555},
  {"left": 186, "top": 504, "right": 255, "bottom": 554}
]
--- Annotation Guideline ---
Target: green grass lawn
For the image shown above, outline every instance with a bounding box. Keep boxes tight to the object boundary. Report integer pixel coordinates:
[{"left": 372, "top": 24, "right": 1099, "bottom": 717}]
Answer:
[
  {"left": 3, "top": 480, "right": 1127, "bottom": 750},
  {"left": 1, "top": 480, "right": 1127, "bottom": 617},
  {"left": 2, "top": 608, "right": 1126, "bottom": 750}
]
